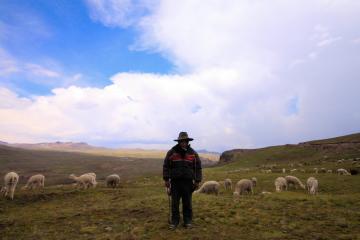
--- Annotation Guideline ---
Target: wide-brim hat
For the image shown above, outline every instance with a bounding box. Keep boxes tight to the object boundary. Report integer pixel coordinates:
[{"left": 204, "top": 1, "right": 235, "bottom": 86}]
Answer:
[{"left": 174, "top": 132, "right": 194, "bottom": 142}]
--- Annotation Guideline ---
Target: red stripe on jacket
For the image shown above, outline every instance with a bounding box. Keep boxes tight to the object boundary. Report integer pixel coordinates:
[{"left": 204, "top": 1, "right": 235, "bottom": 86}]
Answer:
[{"left": 169, "top": 153, "right": 196, "bottom": 162}]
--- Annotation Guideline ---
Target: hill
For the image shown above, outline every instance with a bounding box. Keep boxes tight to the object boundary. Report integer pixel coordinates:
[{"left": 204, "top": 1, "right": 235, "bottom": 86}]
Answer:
[
  {"left": 8, "top": 141, "right": 104, "bottom": 151},
  {"left": 0, "top": 141, "right": 219, "bottom": 164},
  {"left": 219, "top": 133, "right": 360, "bottom": 168}
]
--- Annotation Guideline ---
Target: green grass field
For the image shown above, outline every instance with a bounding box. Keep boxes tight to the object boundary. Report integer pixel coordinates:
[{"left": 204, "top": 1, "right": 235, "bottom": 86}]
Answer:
[
  {"left": 1, "top": 134, "right": 360, "bottom": 239},
  {"left": 1, "top": 170, "right": 359, "bottom": 240}
]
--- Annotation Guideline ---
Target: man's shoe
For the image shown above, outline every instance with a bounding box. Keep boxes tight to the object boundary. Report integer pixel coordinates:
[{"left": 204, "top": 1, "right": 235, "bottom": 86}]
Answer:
[
  {"left": 169, "top": 224, "right": 178, "bottom": 230},
  {"left": 184, "top": 223, "right": 192, "bottom": 229}
]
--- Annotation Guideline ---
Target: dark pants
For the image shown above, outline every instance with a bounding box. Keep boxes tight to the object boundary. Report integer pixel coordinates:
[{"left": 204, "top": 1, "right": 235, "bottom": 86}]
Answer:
[{"left": 170, "top": 179, "right": 193, "bottom": 225}]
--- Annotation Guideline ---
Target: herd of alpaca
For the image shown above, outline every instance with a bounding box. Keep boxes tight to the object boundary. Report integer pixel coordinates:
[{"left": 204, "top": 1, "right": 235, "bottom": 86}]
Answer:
[
  {"left": 195, "top": 166, "right": 353, "bottom": 197},
  {"left": 0, "top": 172, "right": 120, "bottom": 200},
  {"left": 195, "top": 175, "right": 317, "bottom": 197},
  {"left": 0, "top": 166, "right": 353, "bottom": 200}
]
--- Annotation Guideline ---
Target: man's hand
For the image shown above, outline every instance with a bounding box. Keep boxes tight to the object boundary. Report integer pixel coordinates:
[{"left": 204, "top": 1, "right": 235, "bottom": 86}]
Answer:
[{"left": 164, "top": 180, "right": 170, "bottom": 188}]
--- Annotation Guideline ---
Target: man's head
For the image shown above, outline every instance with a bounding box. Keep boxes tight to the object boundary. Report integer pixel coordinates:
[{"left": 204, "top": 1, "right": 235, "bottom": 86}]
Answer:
[{"left": 179, "top": 140, "right": 189, "bottom": 149}]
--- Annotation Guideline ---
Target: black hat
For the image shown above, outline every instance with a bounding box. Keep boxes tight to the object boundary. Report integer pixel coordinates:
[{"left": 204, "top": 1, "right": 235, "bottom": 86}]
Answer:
[{"left": 174, "top": 132, "right": 194, "bottom": 142}]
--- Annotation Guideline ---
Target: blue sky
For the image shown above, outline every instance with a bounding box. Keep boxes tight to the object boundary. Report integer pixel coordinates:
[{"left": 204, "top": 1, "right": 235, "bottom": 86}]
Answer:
[
  {"left": 0, "top": 1, "right": 359, "bottom": 151},
  {"left": 0, "top": 0, "right": 172, "bottom": 96}
]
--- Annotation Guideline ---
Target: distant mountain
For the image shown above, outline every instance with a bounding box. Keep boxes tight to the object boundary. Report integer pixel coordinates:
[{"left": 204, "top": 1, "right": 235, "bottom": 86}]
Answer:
[
  {"left": 197, "top": 149, "right": 220, "bottom": 155},
  {"left": 0, "top": 140, "right": 219, "bottom": 165},
  {"left": 8, "top": 141, "right": 105, "bottom": 151}
]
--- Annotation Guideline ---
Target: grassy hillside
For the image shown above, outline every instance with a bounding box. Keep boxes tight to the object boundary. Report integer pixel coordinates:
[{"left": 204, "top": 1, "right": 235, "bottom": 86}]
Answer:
[
  {"left": 1, "top": 133, "right": 360, "bottom": 239},
  {"left": 0, "top": 145, "right": 163, "bottom": 185},
  {"left": 219, "top": 133, "right": 360, "bottom": 169},
  {"left": 306, "top": 133, "right": 360, "bottom": 144}
]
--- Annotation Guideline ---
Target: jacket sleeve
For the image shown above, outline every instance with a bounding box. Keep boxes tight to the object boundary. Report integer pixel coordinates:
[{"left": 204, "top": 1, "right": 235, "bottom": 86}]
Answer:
[
  {"left": 194, "top": 152, "right": 202, "bottom": 183},
  {"left": 163, "top": 150, "right": 172, "bottom": 181}
]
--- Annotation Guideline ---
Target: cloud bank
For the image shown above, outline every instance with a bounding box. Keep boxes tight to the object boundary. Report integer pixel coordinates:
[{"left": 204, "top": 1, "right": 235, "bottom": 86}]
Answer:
[{"left": 1, "top": 0, "right": 360, "bottom": 151}]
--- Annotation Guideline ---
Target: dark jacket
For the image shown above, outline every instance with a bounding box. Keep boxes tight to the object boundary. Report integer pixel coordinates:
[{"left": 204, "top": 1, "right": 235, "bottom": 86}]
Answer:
[{"left": 163, "top": 144, "right": 202, "bottom": 182}]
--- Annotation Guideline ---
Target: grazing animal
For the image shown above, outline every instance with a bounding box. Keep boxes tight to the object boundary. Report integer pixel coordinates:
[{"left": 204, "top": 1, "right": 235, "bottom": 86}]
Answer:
[
  {"left": 224, "top": 178, "right": 232, "bottom": 190},
  {"left": 274, "top": 177, "right": 287, "bottom": 192},
  {"left": 233, "top": 179, "right": 255, "bottom": 196},
  {"left": 282, "top": 168, "right": 286, "bottom": 173},
  {"left": 69, "top": 173, "right": 96, "bottom": 189},
  {"left": 327, "top": 170, "right": 333, "bottom": 174},
  {"left": 337, "top": 168, "right": 351, "bottom": 175},
  {"left": 306, "top": 177, "right": 318, "bottom": 195},
  {"left": 251, "top": 177, "right": 257, "bottom": 187},
  {"left": 290, "top": 169, "right": 297, "bottom": 173},
  {"left": 285, "top": 176, "right": 305, "bottom": 190},
  {"left": 194, "top": 181, "right": 220, "bottom": 195},
  {"left": 106, "top": 174, "right": 120, "bottom": 188},
  {"left": 22, "top": 174, "right": 45, "bottom": 190},
  {"left": 1, "top": 172, "right": 19, "bottom": 200},
  {"left": 314, "top": 168, "right": 318, "bottom": 174}
]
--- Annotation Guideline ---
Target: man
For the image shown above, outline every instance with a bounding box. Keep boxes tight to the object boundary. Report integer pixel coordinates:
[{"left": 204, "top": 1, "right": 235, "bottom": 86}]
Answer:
[{"left": 163, "top": 132, "right": 202, "bottom": 229}]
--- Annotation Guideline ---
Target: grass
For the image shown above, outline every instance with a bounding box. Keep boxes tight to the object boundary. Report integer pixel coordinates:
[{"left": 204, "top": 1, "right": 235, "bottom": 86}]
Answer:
[{"left": 1, "top": 168, "right": 359, "bottom": 240}]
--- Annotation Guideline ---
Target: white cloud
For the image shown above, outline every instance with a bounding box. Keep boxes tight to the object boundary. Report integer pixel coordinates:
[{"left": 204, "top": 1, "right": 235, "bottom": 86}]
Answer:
[
  {"left": 352, "top": 37, "right": 360, "bottom": 44},
  {"left": 84, "top": 0, "right": 153, "bottom": 27},
  {"left": 1, "top": 0, "right": 360, "bottom": 151},
  {"left": 308, "top": 52, "right": 318, "bottom": 60},
  {"left": 0, "top": 47, "right": 87, "bottom": 88},
  {"left": 0, "top": 87, "right": 31, "bottom": 109},
  {"left": 0, "top": 48, "right": 20, "bottom": 76},
  {"left": 317, "top": 36, "right": 342, "bottom": 47},
  {"left": 0, "top": 69, "right": 290, "bottom": 150},
  {"left": 25, "top": 63, "right": 61, "bottom": 78}
]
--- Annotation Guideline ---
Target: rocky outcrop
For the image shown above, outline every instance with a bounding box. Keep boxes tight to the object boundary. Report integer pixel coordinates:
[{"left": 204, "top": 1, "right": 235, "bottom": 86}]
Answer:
[
  {"left": 298, "top": 141, "right": 360, "bottom": 152},
  {"left": 219, "top": 149, "right": 254, "bottom": 164}
]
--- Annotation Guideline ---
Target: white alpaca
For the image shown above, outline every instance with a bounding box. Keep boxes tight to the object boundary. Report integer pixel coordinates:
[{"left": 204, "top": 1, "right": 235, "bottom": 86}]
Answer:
[
  {"left": 195, "top": 181, "right": 220, "bottom": 195},
  {"left": 274, "top": 177, "right": 287, "bottom": 192},
  {"left": 106, "top": 174, "right": 120, "bottom": 188},
  {"left": 69, "top": 173, "right": 96, "bottom": 189},
  {"left": 306, "top": 177, "right": 318, "bottom": 195},
  {"left": 224, "top": 178, "right": 232, "bottom": 190},
  {"left": 233, "top": 179, "right": 255, "bottom": 196},
  {"left": 1, "top": 172, "right": 19, "bottom": 200},
  {"left": 337, "top": 168, "right": 351, "bottom": 175},
  {"left": 285, "top": 176, "right": 305, "bottom": 190},
  {"left": 22, "top": 174, "right": 45, "bottom": 190},
  {"left": 251, "top": 177, "right": 257, "bottom": 187}
]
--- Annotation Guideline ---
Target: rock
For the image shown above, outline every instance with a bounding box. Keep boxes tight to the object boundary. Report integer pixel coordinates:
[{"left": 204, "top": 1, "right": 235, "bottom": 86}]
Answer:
[{"left": 105, "top": 226, "right": 112, "bottom": 232}]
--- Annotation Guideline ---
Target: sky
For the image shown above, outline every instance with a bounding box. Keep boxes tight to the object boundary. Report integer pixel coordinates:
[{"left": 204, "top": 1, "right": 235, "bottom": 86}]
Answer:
[{"left": 0, "top": 0, "right": 360, "bottom": 151}]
